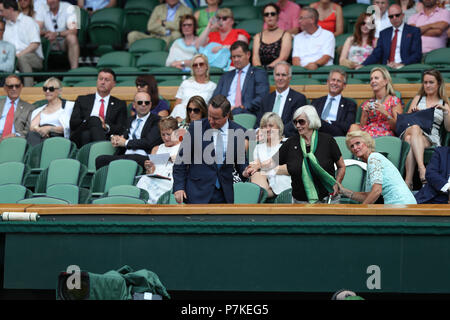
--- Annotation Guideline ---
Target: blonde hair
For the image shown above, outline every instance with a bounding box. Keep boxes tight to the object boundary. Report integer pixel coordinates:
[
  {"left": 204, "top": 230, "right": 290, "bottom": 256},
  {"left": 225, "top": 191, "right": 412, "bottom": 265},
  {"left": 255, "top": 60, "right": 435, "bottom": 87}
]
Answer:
[
  {"left": 260, "top": 112, "right": 284, "bottom": 138},
  {"left": 43, "top": 77, "right": 63, "bottom": 89},
  {"left": 370, "top": 67, "right": 395, "bottom": 97},
  {"left": 217, "top": 8, "right": 233, "bottom": 20},
  {"left": 190, "top": 53, "right": 210, "bottom": 81},
  {"left": 345, "top": 130, "right": 375, "bottom": 152}
]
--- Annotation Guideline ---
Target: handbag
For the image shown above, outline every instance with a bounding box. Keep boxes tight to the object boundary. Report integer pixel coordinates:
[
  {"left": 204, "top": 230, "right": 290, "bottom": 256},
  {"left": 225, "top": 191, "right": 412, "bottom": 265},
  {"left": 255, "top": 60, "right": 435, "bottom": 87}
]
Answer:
[{"left": 395, "top": 107, "right": 435, "bottom": 136}]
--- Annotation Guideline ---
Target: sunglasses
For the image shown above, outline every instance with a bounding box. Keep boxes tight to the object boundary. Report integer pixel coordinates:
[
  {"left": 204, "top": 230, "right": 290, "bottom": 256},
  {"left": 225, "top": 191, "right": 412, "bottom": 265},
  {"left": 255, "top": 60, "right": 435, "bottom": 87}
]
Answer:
[
  {"left": 52, "top": 18, "right": 58, "bottom": 30},
  {"left": 136, "top": 100, "right": 151, "bottom": 105},
  {"left": 388, "top": 13, "right": 402, "bottom": 19},
  {"left": 293, "top": 119, "right": 307, "bottom": 126},
  {"left": 187, "top": 107, "right": 201, "bottom": 114},
  {"left": 264, "top": 12, "right": 277, "bottom": 17},
  {"left": 217, "top": 16, "right": 229, "bottom": 21},
  {"left": 136, "top": 82, "right": 148, "bottom": 87},
  {"left": 43, "top": 86, "right": 58, "bottom": 92},
  {"left": 182, "top": 23, "right": 193, "bottom": 27},
  {"left": 5, "top": 84, "right": 21, "bottom": 89},
  {"left": 192, "top": 62, "right": 205, "bottom": 68}
]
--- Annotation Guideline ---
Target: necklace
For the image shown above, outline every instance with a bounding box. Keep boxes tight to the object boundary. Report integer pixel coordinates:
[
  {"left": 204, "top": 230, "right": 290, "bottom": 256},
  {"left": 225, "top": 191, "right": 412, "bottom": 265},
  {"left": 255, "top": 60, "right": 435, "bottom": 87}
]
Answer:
[{"left": 267, "top": 26, "right": 279, "bottom": 32}]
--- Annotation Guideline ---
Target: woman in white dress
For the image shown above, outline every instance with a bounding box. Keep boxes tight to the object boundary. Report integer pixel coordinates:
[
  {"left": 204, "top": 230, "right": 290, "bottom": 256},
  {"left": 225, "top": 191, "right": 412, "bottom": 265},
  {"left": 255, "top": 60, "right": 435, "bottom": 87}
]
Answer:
[
  {"left": 27, "top": 77, "right": 74, "bottom": 146},
  {"left": 170, "top": 53, "right": 217, "bottom": 122},
  {"left": 249, "top": 112, "right": 291, "bottom": 199},
  {"left": 136, "top": 117, "right": 182, "bottom": 204}
]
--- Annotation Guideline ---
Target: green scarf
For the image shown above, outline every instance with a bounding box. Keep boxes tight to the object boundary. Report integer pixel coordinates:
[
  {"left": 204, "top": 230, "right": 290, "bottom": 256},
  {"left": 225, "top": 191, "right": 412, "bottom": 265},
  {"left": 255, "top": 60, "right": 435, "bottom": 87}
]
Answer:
[{"left": 300, "top": 130, "right": 337, "bottom": 203}]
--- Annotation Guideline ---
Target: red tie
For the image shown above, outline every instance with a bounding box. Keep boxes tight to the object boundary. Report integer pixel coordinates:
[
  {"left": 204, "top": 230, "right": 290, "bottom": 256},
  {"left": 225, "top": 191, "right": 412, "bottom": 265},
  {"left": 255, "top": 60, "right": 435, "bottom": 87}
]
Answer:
[
  {"left": 235, "top": 70, "right": 243, "bottom": 107},
  {"left": 389, "top": 28, "right": 399, "bottom": 63},
  {"left": 2, "top": 100, "right": 15, "bottom": 138},
  {"left": 99, "top": 98, "right": 105, "bottom": 119}
]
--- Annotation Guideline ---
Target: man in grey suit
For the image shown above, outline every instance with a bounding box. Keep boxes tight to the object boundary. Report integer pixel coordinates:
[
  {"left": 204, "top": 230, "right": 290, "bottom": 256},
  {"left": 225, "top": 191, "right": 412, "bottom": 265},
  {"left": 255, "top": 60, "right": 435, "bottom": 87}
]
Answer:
[{"left": 0, "top": 74, "right": 34, "bottom": 141}]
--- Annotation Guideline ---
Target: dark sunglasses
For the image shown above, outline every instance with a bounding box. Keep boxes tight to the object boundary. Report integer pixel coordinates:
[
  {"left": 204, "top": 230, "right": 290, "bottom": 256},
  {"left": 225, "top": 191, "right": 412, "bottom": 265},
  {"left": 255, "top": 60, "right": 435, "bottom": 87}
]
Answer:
[
  {"left": 136, "top": 100, "right": 151, "bottom": 105},
  {"left": 136, "top": 82, "right": 148, "bottom": 87},
  {"left": 52, "top": 18, "right": 58, "bottom": 30},
  {"left": 182, "top": 23, "right": 193, "bottom": 27},
  {"left": 264, "top": 12, "right": 277, "bottom": 17},
  {"left": 388, "top": 13, "right": 402, "bottom": 19},
  {"left": 293, "top": 119, "right": 307, "bottom": 126},
  {"left": 5, "top": 84, "right": 21, "bottom": 89},
  {"left": 43, "top": 86, "right": 58, "bottom": 92},
  {"left": 217, "top": 16, "right": 229, "bottom": 21},
  {"left": 187, "top": 107, "right": 201, "bottom": 114},
  {"left": 192, "top": 62, "right": 205, "bottom": 68}
]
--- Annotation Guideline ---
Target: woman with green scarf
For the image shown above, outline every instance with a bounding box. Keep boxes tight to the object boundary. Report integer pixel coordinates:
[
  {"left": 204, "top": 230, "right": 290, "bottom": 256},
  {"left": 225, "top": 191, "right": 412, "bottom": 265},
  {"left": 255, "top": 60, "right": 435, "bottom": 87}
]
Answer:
[{"left": 246, "top": 105, "right": 346, "bottom": 203}]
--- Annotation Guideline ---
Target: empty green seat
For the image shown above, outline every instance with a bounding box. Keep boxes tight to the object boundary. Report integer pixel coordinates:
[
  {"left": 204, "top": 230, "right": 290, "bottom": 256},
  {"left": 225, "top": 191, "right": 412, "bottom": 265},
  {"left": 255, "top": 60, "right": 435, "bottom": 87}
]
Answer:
[
  {"left": 46, "top": 184, "right": 90, "bottom": 204},
  {"left": 374, "top": 135, "right": 410, "bottom": 175},
  {"left": 63, "top": 67, "right": 98, "bottom": 86},
  {"left": 113, "top": 66, "right": 140, "bottom": 82},
  {"left": 0, "top": 137, "right": 29, "bottom": 163},
  {"left": 107, "top": 185, "right": 149, "bottom": 203},
  {"left": 290, "top": 77, "right": 321, "bottom": 85},
  {"left": 136, "top": 51, "right": 169, "bottom": 70},
  {"left": 124, "top": 0, "right": 155, "bottom": 33},
  {"left": 233, "top": 182, "right": 267, "bottom": 204},
  {"left": 232, "top": 6, "right": 261, "bottom": 23},
  {"left": 90, "top": 159, "right": 143, "bottom": 197},
  {"left": 0, "top": 162, "right": 29, "bottom": 185},
  {"left": 334, "top": 136, "right": 354, "bottom": 160},
  {"left": 0, "top": 184, "right": 32, "bottom": 203},
  {"left": 97, "top": 51, "right": 134, "bottom": 68},
  {"left": 129, "top": 38, "right": 168, "bottom": 60},
  {"left": 235, "top": 19, "right": 263, "bottom": 37},
  {"left": 342, "top": 3, "right": 369, "bottom": 33},
  {"left": 339, "top": 160, "right": 367, "bottom": 203},
  {"left": 233, "top": 113, "right": 257, "bottom": 130},
  {"left": 87, "top": 8, "right": 125, "bottom": 55},
  {"left": 17, "top": 196, "right": 70, "bottom": 204},
  {"left": 273, "top": 188, "right": 292, "bottom": 203},
  {"left": 424, "top": 48, "right": 450, "bottom": 67}
]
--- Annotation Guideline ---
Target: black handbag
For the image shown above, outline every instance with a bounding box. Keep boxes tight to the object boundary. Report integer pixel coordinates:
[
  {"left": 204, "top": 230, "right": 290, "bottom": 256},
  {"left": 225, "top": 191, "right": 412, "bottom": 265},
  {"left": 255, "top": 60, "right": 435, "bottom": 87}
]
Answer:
[{"left": 395, "top": 107, "right": 435, "bottom": 136}]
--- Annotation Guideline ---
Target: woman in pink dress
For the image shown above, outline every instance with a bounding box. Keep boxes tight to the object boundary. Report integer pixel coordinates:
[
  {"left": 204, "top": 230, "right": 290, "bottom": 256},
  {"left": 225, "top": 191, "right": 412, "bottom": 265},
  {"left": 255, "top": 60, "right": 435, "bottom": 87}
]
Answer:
[{"left": 349, "top": 67, "right": 403, "bottom": 137}]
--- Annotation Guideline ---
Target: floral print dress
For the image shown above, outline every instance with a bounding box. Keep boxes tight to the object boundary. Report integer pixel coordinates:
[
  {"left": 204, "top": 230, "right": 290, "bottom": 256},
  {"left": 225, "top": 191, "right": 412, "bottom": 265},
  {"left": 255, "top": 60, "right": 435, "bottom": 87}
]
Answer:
[{"left": 360, "top": 95, "right": 401, "bottom": 137}]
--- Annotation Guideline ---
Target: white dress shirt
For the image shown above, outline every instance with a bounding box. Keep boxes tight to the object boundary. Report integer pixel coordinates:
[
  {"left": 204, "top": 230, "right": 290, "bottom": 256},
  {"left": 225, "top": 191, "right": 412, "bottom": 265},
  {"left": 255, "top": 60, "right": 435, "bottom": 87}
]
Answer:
[
  {"left": 227, "top": 63, "right": 250, "bottom": 106},
  {"left": 322, "top": 94, "right": 342, "bottom": 122},
  {"left": 4, "top": 13, "right": 43, "bottom": 59},
  {"left": 90, "top": 93, "right": 110, "bottom": 118},
  {"left": 273, "top": 87, "right": 290, "bottom": 118},
  {"left": 391, "top": 23, "right": 404, "bottom": 64},
  {"left": 125, "top": 112, "right": 150, "bottom": 156}
]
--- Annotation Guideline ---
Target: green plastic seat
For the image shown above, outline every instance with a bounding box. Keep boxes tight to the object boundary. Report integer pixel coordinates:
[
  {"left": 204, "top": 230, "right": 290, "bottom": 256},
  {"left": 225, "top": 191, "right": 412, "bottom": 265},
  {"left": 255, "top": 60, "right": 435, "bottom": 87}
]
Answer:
[
  {"left": 159, "top": 78, "right": 183, "bottom": 86},
  {"left": 17, "top": 196, "right": 70, "bottom": 204},
  {"left": 374, "top": 135, "right": 410, "bottom": 175},
  {"left": 235, "top": 19, "right": 263, "bottom": 37},
  {"left": 0, "top": 162, "right": 29, "bottom": 185},
  {"left": 129, "top": 38, "right": 168, "bottom": 61},
  {"left": 227, "top": 0, "right": 254, "bottom": 6},
  {"left": 290, "top": 77, "right": 321, "bottom": 85},
  {"left": 46, "top": 184, "right": 90, "bottom": 204},
  {"left": 77, "top": 8, "right": 90, "bottom": 48},
  {"left": 87, "top": 8, "right": 125, "bottom": 55},
  {"left": 40, "top": 37, "right": 51, "bottom": 71},
  {"left": 148, "top": 66, "right": 184, "bottom": 82},
  {"left": 136, "top": 51, "right": 169, "bottom": 70},
  {"left": 310, "top": 65, "right": 347, "bottom": 80},
  {"left": 424, "top": 48, "right": 450, "bottom": 68},
  {"left": 233, "top": 113, "right": 257, "bottom": 130},
  {"left": 334, "top": 136, "right": 354, "bottom": 160},
  {"left": 0, "top": 184, "right": 32, "bottom": 203},
  {"left": 72, "top": 79, "right": 99, "bottom": 87},
  {"left": 396, "top": 63, "right": 434, "bottom": 82},
  {"left": 339, "top": 161, "right": 367, "bottom": 203},
  {"left": 107, "top": 185, "right": 149, "bottom": 203},
  {"left": 90, "top": 159, "right": 143, "bottom": 197},
  {"left": 273, "top": 188, "right": 292, "bottom": 203},
  {"left": 124, "top": 0, "right": 155, "bottom": 33},
  {"left": 353, "top": 64, "right": 393, "bottom": 80},
  {"left": 113, "top": 66, "right": 140, "bottom": 82},
  {"left": 97, "top": 51, "right": 134, "bottom": 69},
  {"left": 24, "top": 137, "right": 78, "bottom": 188},
  {"left": 233, "top": 182, "right": 267, "bottom": 204},
  {"left": 92, "top": 195, "right": 146, "bottom": 204},
  {"left": 342, "top": 3, "right": 369, "bottom": 33},
  {"left": 62, "top": 67, "right": 98, "bottom": 86},
  {"left": 232, "top": 6, "right": 261, "bottom": 23},
  {"left": 34, "top": 158, "right": 87, "bottom": 195},
  {"left": 0, "top": 137, "right": 29, "bottom": 163},
  {"left": 156, "top": 190, "right": 178, "bottom": 204}
]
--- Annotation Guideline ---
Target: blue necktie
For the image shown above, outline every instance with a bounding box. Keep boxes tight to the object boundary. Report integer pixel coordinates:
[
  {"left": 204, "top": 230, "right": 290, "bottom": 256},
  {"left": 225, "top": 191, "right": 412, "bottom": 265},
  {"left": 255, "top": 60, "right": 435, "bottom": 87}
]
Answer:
[
  {"left": 321, "top": 97, "right": 334, "bottom": 121},
  {"left": 132, "top": 118, "right": 143, "bottom": 140},
  {"left": 215, "top": 129, "right": 224, "bottom": 189}
]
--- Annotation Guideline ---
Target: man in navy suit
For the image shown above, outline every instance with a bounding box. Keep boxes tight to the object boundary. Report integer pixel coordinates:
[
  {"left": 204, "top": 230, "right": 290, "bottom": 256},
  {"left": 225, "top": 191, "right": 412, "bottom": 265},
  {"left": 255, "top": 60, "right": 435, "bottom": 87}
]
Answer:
[
  {"left": 212, "top": 41, "right": 269, "bottom": 115},
  {"left": 172, "top": 94, "right": 251, "bottom": 204},
  {"left": 70, "top": 68, "right": 127, "bottom": 148},
  {"left": 415, "top": 147, "right": 450, "bottom": 204},
  {"left": 360, "top": 4, "right": 422, "bottom": 68},
  {"left": 255, "top": 61, "right": 307, "bottom": 138},
  {"left": 311, "top": 69, "right": 356, "bottom": 137},
  {"left": 95, "top": 91, "right": 163, "bottom": 170}
]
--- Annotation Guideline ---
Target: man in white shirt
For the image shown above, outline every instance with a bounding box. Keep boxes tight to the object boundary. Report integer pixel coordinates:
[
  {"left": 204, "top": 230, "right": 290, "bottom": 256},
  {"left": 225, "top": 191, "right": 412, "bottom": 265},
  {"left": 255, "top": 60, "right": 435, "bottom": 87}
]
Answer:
[
  {"left": 292, "top": 7, "right": 335, "bottom": 70},
  {"left": 95, "top": 91, "right": 163, "bottom": 170},
  {"left": 36, "top": 0, "right": 79, "bottom": 69},
  {"left": 0, "top": 0, "right": 43, "bottom": 87},
  {"left": 371, "top": 0, "right": 392, "bottom": 38},
  {"left": 0, "top": 19, "right": 15, "bottom": 85}
]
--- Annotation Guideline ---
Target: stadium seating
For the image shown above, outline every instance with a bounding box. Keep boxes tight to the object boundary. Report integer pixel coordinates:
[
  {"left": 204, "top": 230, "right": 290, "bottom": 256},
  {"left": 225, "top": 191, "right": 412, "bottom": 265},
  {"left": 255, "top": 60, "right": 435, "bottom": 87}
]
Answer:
[
  {"left": 87, "top": 8, "right": 125, "bottom": 55},
  {"left": 424, "top": 48, "right": 450, "bottom": 68},
  {"left": 0, "top": 162, "right": 29, "bottom": 186},
  {"left": 235, "top": 19, "right": 263, "bottom": 37},
  {"left": 339, "top": 160, "right": 367, "bottom": 204},
  {"left": 96, "top": 51, "right": 134, "bottom": 68},
  {"left": 0, "top": 137, "right": 29, "bottom": 164},
  {"left": 334, "top": 136, "right": 354, "bottom": 160},
  {"left": 234, "top": 182, "right": 268, "bottom": 204},
  {"left": 17, "top": 196, "right": 70, "bottom": 204},
  {"left": 233, "top": 113, "right": 257, "bottom": 130},
  {"left": 92, "top": 195, "right": 146, "bottom": 204},
  {"left": 156, "top": 190, "right": 177, "bottom": 204},
  {"left": 232, "top": 5, "right": 261, "bottom": 23},
  {"left": 63, "top": 67, "right": 98, "bottom": 86},
  {"left": 273, "top": 188, "right": 292, "bottom": 203},
  {"left": 129, "top": 38, "right": 168, "bottom": 62},
  {"left": 105, "top": 185, "right": 149, "bottom": 203},
  {"left": 46, "top": 184, "right": 90, "bottom": 204},
  {"left": 124, "top": 0, "right": 156, "bottom": 34},
  {"left": 136, "top": 51, "right": 169, "bottom": 71},
  {"left": 0, "top": 184, "right": 33, "bottom": 204}
]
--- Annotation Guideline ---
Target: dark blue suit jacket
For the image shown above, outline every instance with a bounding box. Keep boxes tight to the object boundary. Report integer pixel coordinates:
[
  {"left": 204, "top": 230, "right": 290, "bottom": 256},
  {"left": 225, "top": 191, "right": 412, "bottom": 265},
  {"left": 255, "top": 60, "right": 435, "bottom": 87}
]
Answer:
[
  {"left": 255, "top": 88, "right": 307, "bottom": 138},
  {"left": 415, "top": 147, "right": 450, "bottom": 204},
  {"left": 362, "top": 24, "right": 422, "bottom": 66},
  {"left": 172, "top": 118, "right": 248, "bottom": 204},
  {"left": 212, "top": 65, "right": 269, "bottom": 115},
  {"left": 312, "top": 95, "right": 356, "bottom": 137}
]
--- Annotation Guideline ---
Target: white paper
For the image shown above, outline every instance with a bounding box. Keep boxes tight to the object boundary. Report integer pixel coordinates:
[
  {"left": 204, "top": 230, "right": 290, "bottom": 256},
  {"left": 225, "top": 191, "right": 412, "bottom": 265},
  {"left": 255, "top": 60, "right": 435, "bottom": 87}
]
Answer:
[{"left": 148, "top": 153, "right": 170, "bottom": 165}]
